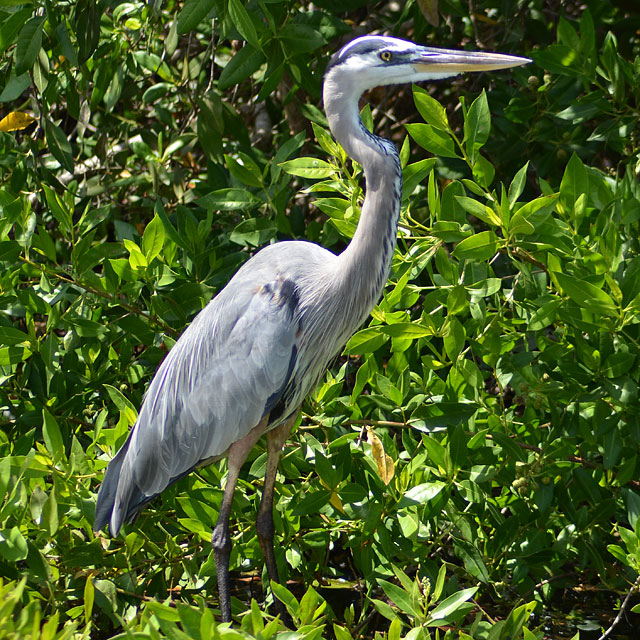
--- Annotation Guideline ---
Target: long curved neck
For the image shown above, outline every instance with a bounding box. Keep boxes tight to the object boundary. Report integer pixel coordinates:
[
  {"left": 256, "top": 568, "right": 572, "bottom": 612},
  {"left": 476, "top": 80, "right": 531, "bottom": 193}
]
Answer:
[{"left": 323, "top": 71, "right": 402, "bottom": 314}]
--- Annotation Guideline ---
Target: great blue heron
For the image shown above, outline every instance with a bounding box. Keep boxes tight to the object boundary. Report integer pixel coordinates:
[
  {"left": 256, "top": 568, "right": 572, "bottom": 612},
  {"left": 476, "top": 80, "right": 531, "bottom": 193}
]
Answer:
[{"left": 94, "top": 35, "right": 530, "bottom": 622}]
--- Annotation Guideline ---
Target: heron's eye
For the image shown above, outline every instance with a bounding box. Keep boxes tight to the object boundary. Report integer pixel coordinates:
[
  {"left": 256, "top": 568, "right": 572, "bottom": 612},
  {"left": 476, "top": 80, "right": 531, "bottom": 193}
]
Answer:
[{"left": 380, "top": 51, "right": 392, "bottom": 62}]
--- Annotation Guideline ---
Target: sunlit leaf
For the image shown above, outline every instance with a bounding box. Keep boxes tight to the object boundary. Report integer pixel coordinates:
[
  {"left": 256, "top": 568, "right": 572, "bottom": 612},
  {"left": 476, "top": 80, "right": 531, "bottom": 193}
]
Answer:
[
  {"left": 0, "top": 111, "right": 36, "bottom": 131},
  {"left": 280, "top": 157, "right": 335, "bottom": 179},
  {"left": 452, "top": 230, "right": 499, "bottom": 261},
  {"left": 366, "top": 427, "right": 395, "bottom": 485}
]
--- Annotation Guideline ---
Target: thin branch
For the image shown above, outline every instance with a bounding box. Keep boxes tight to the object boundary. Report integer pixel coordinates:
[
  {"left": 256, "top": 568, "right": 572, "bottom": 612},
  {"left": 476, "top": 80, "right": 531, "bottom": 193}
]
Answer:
[{"left": 597, "top": 574, "right": 640, "bottom": 640}]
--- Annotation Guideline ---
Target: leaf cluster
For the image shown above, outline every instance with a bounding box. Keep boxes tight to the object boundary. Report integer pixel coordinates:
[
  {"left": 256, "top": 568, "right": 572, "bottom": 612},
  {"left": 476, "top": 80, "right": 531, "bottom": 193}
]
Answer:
[{"left": 0, "top": 1, "right": 640, "bottom": 639}]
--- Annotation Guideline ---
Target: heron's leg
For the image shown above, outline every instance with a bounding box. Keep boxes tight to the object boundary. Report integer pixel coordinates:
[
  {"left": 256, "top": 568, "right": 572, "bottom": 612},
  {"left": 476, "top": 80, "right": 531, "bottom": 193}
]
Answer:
[
  {"left": 255, "top": 415, "right": 296, "bottom": 619},
  {"left": 212, "top": 417, "right": 269, "bottom": 623}
]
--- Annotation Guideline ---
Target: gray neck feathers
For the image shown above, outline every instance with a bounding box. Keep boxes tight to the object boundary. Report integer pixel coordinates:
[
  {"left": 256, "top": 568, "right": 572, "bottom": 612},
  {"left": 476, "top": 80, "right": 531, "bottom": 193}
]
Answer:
[{"left": 323, "top": 70, "right": 402, "bottom": 329}]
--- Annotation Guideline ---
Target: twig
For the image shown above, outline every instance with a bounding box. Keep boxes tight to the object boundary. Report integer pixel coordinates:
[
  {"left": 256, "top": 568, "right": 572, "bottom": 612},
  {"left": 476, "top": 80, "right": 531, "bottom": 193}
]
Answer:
[
  {"left": 522, "top": 571, "right": 575, "bottom": 599},
  {"left": 597, "top": 574, "right": 640, "bottom": 640}
]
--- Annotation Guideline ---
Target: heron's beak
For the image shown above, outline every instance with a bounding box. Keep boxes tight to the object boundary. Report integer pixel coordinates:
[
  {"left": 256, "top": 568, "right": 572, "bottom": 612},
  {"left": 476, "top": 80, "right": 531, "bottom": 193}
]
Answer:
[{"left": 410, "top": 47, "right": 531, "bottom": 73}]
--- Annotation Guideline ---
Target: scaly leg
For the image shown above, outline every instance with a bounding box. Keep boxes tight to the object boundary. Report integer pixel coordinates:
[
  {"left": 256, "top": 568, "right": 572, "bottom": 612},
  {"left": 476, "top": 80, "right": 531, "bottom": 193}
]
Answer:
[
  {"left": 212, "top": 417, "right": 269, "bottom": 623},
  {"left": 255, "top": 415, "right": 296, "bottom": 621}
]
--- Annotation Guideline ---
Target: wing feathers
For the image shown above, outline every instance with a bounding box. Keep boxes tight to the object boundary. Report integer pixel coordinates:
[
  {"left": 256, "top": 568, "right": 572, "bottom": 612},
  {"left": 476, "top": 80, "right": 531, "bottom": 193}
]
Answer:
[{"left": 96, "top": 273, "right": 301, "bottom": 535}]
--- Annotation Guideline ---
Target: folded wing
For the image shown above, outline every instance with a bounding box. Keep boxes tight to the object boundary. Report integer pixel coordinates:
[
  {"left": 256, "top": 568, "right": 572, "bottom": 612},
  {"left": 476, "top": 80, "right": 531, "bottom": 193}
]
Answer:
[{"left": 94, "top": 275, "right": 300, "bottom": 535}]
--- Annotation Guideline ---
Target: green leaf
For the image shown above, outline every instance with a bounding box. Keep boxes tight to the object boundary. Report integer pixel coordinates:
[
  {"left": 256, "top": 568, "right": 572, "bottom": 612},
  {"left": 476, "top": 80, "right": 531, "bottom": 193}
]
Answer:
[
  {"left": 333, "top": 624, "right": 354, "bottom": 640},
  {"left": 177, "top": 0, "right": 215, "bottom": 34},
  {"left": 0, "top": 72, "right": 30, "bottom": 102},
  {"left": 104, "top": 384, "right": 138, "bottom": 425},
  {"left": 84, "top": 578, "right": 94, "bottom": 626},
  {"left": 42, "top": 184, "right": 73, "bottom": 236},
  {"left": 452, "top": 230, "right": 499, "bottom": 261},
  {"left": 0, "top": 8, "right": 33, "bottom": 57},
  {"left": 378, "top": 579, "right": 418, "bottom": 617},
  {"left": 228, "top": 0, "right": 261, "bottom": 51},
  {"left": 76, "top": 0, "right": 100, "bottom": 64},
  {"left": 553, "top": 272, "right": 617, "bottom": 316},
  {"left": 54, "top": 20, "right": 79, "bottom": 67},
  {"left": 198, "top": 188, "right": 262, "bottom": 211},
  {"left": 43, "top": 119, "right": 74, "bottom": 173},
  {"left": 603, "top": 351, "right": 635, "bottom": 378},
  {"left": 0, "top": 345, "right": 32, "bottom": 366},
  {"left": 466, "top": 278, "right": 501, "bottom": 298},
  {"left": 443, "top": 316, "right": 465, "bottom": 361},
  {"left": 345, "top": 326, "right": 388, "bottom": 354},
  {"left": 626, "top": 490, "right": 640, "bottom": 531},
  {"left": 280, "top": 157, "right": 335, "bottom": 179},
  {"left": 290, "top": 489, "right": 332, "bottom": 516},
  {"left": 455, "top": 196, "right": 501, "bottom": 227},
  {"left": 464, "top": 90, "right": 490, "bottom": 159},
  {"left": 94, "top": 579, "right": 119, "bottom": 616},
  {"left": 559, "top": 152, "right": 588, "bottom": 214},
  {"left": 402, "top": 158, "right": 437, "bottom": 200},
  {"left": 132, "top": 51, "right": 173, "bottom": 82},
  {"left": 380, "top": 322, "right": 436, "bottom": 339},
  {"left": 398, "top": 482, "right": 446, "bottom": 508},
  {"left": 229, "top": 218, "right": 276, "bottom": 247},
  {"left": 224, "top": 153, "right": 263, "bottom": 188},
  {"left": 502, "top": 602, "right": 537, "bottom": 639},
  {"left": 528, "top": 299, "right": 561, "bottom": 330},
  {"left": 278, "top": 24, "right": 325, "bottom": 54},
  {"left": 124, "top": 238, "right": 148, "bottom": 270},
  {"left": 218, "top": 45, "right": 264, "bottom": 90},
  {"left": 427, "top": 587, "right": 478, "bottom": 622},
  {"left": 142, "top": 214, "right": 165, "bottom": 263},
  {"left": 508, "top": 162, "right": 529, "bottom": 204},
  {"left": 104, "top": 63, "right": 126, "bottom": 112},
  {"left": 509, "top": 194, "right": 557, "bottom": 234},
  {"left": 312, "top": 122, "right": 340, "bottom": 157},
  {"left": 314, "top": 197, "right": 349, "bottom": 218},
  {"left": 15, "top": 16, "right": 45, "bottom": 75},
  {"left": 0, "top": 240, "right": 22, "bottom": 263},
  {"left": 472, "top": 154, "right": 495, "bottom": 188},
  {"left": 406, "top": 124, "right": 459, "bottom": 159},
  {"left": 370, "top": 598, "right": 397, "bottom": 622},
  {"left": 453, "top": 538, "right": 490, "bottom": 582},
  {"left": 154, "top": 199, "right": 190, "bottom": 250},
  {"left": 413, "top": 86, "right": 450, "bottom": 131},
  {"left": 270, "top": 581, "right": 299, "bottom": 618},
  {"left": 42, "top": 408, "right": 64, "bottom": 464},
  {"left": 0, "top": 327, "right": 31, "bottom": 346},
  {"left": 0, "top": 527, "right": 28, "bottom": 562}
]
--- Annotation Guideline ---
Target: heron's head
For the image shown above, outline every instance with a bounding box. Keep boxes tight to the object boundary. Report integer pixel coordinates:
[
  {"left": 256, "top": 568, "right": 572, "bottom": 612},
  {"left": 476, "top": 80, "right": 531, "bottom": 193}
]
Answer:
[{"left": 326, "top": 35, "right": 531, "bottom": 93}]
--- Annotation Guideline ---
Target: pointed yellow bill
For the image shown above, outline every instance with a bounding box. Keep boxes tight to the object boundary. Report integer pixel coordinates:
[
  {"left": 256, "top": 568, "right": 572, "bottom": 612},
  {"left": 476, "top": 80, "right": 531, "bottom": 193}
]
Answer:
[{"left": 411, "top": 47, "right": 531, "bottom": 73}]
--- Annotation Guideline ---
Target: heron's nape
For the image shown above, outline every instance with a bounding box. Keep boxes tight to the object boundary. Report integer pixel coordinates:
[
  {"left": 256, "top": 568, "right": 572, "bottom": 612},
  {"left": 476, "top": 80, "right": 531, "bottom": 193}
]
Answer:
[{"left": 93, "top": 34, "right": 530, "bottom": 624}]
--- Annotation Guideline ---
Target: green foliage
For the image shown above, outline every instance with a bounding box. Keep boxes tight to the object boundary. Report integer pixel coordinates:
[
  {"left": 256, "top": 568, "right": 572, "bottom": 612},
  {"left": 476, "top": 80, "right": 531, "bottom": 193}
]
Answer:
[{"left": 1, "top": 0, "right": 640, "bottom": 638}]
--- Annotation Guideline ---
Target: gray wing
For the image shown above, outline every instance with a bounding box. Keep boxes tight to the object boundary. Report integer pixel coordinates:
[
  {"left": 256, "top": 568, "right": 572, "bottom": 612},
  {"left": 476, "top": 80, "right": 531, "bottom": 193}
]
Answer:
[{"left": 94, "top": 274, "right": 300, "bottom": 535}]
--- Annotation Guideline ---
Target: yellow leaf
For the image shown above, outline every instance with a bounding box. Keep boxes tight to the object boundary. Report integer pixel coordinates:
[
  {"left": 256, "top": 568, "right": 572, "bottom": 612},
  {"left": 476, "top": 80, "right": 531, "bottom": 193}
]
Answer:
[
  {"left": 366, "top": 426, "right": 395, "bottom": 485},
  {"left": 0, "top": 111, "right": 36, "bottom": 132},
  {"left": 329, "top": 491, "right": 345, "bottom": 514}
]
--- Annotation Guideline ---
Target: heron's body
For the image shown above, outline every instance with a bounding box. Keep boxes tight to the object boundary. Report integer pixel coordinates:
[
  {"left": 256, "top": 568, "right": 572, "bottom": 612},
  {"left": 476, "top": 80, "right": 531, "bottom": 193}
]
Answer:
[{"left": 94, "top": 34, "right": 529, "bottom": 623}]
